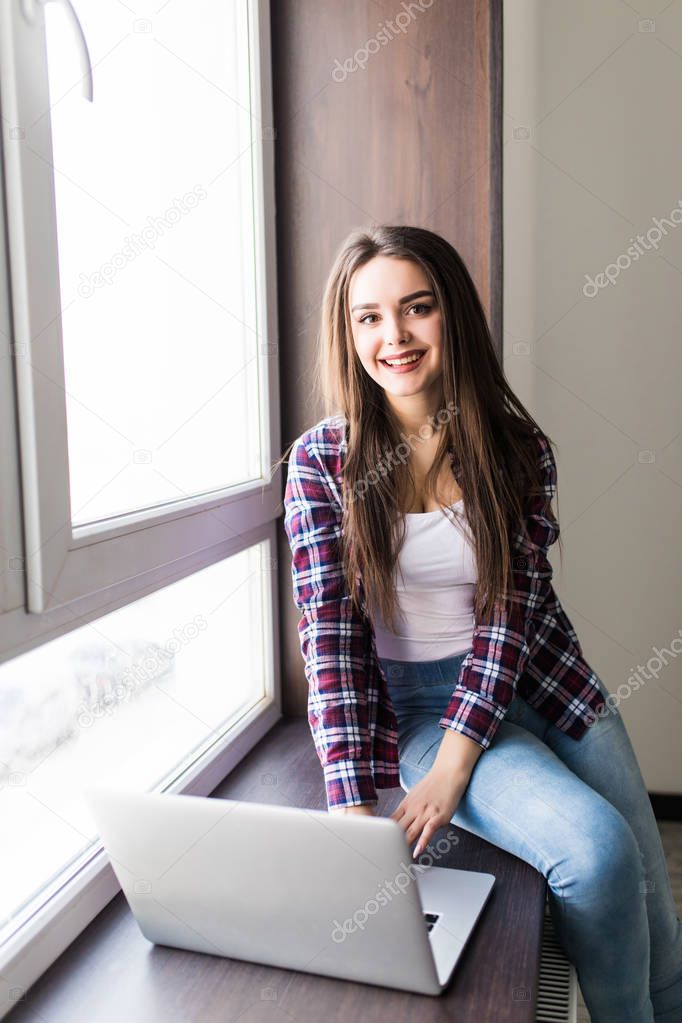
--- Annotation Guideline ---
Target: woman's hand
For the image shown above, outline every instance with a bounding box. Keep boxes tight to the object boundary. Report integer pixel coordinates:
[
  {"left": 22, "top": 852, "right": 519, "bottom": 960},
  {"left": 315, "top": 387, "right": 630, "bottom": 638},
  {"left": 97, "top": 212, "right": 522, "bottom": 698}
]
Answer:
[{"left": 390, "top": 763, "right": 470, "bottom": 857}]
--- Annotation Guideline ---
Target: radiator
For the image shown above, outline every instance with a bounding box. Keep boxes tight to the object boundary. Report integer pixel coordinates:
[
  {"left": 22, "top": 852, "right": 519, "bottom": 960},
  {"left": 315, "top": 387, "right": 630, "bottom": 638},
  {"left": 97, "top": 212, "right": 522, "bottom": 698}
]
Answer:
[{"left": 536, "top": 898, "right": 579, "bottom": 1023}]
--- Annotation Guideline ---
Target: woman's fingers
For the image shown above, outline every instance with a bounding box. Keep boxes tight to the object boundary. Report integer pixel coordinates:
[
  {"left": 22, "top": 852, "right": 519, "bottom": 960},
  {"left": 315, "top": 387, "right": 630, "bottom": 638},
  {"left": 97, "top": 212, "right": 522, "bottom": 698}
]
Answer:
[
  {"left": 414, "top": 816, "right": 440, "bottom": 858},
  {"left": 393, "top": 793, "right": 448, "bottom": 856},
  {"left": 394, "top": 806, "right": 426, "bottom": 848},
  {"left": 404, "top": 815, "right": 423, "bottom": 843}
]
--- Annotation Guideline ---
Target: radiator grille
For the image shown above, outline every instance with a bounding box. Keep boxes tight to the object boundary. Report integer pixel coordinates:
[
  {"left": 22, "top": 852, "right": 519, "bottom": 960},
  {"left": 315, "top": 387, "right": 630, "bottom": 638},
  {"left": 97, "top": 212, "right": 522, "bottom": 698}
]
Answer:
[{"left": 536, "top": 899, "right": 578, "bottom": 1023}]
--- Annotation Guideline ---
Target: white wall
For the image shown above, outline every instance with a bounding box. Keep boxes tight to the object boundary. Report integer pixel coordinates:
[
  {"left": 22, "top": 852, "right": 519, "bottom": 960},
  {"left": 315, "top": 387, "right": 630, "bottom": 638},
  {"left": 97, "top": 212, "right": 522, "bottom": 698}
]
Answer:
[{"left": 504, "top": 0, "right": 682, "bottom": 792}]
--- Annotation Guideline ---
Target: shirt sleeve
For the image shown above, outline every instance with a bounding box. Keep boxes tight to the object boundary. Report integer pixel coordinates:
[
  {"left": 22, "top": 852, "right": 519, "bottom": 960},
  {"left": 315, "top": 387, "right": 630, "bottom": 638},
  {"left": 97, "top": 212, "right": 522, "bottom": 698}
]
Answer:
[
  {"left": 438, "top": 430, "right": 560, "bottom": 749},
  {"left": 283, "top": 435, "right": 379, "bottom": 810}
]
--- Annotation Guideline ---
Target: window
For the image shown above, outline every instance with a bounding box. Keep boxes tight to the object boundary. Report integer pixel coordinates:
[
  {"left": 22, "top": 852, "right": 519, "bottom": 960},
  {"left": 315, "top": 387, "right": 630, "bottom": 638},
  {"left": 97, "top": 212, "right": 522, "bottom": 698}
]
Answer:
[
  {"left": 0, "top": 542, "right": 273, "bottom": 929},
  {"left": 0, "top": 0, "right": 280, "bottom": 1004}
]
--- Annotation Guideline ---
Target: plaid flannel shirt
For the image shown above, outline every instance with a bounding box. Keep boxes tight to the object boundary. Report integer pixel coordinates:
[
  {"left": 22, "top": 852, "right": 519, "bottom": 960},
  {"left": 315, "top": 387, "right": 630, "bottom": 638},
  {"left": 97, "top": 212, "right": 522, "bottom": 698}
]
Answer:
[{"left": 283, "top": 414, "right": 607, "bottom": 810}]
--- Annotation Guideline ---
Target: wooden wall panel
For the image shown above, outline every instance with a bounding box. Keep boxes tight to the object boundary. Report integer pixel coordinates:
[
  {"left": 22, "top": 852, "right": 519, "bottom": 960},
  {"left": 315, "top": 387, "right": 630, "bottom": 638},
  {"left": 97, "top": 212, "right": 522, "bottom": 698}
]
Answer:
[{"left": 271, "top": 0, "right": 502, "bottom": 713}]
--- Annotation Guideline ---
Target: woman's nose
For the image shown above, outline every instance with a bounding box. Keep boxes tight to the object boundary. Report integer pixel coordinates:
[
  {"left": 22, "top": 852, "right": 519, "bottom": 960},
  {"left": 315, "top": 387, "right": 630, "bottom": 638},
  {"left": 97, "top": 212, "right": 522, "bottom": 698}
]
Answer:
[{"left": 383, "top": 320, "right": 408, "bottom": 345}]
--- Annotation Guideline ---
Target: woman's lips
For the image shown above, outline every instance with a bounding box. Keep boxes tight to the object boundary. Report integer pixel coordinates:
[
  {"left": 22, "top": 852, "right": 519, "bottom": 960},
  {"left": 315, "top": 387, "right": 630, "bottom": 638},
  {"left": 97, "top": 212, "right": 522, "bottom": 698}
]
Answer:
[{"left": 378, "top": 350, "right": 427, "bottom": 374}]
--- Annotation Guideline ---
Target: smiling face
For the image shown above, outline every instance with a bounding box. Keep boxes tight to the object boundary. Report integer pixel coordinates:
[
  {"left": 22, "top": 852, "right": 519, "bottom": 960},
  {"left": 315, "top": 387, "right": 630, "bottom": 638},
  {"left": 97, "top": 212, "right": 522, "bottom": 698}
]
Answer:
[{"left": 348, "top": 255, "right": 444, "bottom": 427}]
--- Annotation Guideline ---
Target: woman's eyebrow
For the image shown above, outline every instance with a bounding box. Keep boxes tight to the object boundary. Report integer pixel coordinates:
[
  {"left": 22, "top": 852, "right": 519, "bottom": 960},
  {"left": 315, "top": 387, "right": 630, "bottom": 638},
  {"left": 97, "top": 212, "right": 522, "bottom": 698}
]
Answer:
[{"left": 351, "top": 289, "right": 434, "bottom": 312}]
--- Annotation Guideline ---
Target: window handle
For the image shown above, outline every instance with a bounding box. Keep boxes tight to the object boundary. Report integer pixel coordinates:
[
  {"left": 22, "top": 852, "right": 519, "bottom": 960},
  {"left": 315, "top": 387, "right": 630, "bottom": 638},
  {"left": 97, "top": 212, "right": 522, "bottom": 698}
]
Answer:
[{"left": 20, "top": 0, "right": 93, "bottom": 102}]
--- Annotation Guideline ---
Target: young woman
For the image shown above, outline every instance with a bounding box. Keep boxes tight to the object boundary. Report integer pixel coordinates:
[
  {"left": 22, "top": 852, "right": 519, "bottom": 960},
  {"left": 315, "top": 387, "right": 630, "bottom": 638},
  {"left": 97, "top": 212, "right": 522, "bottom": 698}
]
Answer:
[{"left": 281, "top": 224, "right": 682, "bottom": 1022}]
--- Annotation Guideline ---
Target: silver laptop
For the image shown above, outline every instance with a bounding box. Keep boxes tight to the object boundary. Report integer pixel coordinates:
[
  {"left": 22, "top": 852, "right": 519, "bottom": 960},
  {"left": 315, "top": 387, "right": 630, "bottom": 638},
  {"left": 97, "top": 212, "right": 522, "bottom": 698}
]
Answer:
[{"left": 84, "top": 786, "right": 495, "bottom": 996}]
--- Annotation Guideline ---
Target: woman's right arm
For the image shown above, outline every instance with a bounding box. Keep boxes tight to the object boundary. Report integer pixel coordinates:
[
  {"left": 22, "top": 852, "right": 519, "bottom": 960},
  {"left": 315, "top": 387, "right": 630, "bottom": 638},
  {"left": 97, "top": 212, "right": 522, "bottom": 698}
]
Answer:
[{"left": 283, "top": 432, "right": 378, "bottom": 813}]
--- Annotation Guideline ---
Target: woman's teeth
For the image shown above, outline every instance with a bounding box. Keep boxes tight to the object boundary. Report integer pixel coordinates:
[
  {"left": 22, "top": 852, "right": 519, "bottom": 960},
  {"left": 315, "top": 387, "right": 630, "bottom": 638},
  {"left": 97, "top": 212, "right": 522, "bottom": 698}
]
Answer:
[{"left": 382, "top": 351, "right": 425, "bottom": 366}]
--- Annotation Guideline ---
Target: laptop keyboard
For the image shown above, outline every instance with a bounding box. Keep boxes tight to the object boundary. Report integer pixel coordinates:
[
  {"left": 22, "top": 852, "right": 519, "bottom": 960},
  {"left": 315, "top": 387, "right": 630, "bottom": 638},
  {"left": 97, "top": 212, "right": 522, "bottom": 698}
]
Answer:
[{"left": 424, "top": 912, "right": 440, "bottom": 932}]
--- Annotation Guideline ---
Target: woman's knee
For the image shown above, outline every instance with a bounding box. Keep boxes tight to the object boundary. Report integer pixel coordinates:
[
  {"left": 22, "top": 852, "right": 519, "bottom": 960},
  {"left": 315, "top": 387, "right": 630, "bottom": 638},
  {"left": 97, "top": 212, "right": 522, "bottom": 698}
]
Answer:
[{"left": 551, "top": 802, "right": 645, "bottom": 901}]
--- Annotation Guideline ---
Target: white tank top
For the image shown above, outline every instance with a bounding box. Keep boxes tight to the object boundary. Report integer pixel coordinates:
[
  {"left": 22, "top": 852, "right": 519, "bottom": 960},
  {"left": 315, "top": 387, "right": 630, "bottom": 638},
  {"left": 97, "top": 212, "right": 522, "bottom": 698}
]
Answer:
[{"left": 371, "top": 500, "right": 477, "bottom": 661}]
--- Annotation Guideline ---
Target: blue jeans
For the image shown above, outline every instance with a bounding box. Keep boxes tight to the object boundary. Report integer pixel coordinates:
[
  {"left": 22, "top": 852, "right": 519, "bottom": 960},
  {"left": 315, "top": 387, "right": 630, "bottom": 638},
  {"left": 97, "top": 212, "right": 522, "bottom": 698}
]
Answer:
[{"left": 378, "top": 648, "right": 682, "bottom": 1023}]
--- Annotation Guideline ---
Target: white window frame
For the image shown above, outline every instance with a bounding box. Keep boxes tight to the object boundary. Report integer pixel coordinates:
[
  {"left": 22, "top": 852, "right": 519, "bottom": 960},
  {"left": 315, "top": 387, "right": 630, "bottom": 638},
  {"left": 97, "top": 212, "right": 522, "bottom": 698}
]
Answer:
[
  {"left": 0, "top": 0, "right": 281, "bottom": 621},
  {"left": 0, "top": 0, "right": 283, "bottom": 1011}
]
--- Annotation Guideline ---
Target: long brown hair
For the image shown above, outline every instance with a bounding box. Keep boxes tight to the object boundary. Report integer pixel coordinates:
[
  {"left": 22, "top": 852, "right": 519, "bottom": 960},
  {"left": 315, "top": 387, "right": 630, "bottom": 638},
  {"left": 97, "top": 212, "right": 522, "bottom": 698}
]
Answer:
[{"left": 275, "top": 224, "right": 562, "bottom": 632}]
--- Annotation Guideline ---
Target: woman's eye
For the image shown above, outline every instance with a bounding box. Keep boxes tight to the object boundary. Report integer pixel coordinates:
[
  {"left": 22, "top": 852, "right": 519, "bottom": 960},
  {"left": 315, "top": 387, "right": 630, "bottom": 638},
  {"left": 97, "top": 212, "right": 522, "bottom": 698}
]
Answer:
[{"left": 358, "top": 304, "right": 432, "bottom": 326}]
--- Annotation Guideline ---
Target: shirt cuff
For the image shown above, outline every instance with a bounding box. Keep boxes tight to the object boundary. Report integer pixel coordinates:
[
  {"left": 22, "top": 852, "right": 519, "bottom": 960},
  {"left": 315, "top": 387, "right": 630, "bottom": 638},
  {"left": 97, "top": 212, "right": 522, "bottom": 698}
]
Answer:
[
  {"left": 438, "top": 687, "right": 510, "bottom": 750},
  {"left": 323, "top": 758, "right": 379, "bottom": 809}
]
